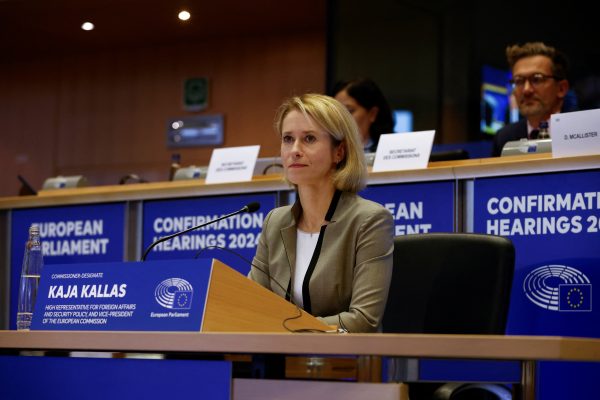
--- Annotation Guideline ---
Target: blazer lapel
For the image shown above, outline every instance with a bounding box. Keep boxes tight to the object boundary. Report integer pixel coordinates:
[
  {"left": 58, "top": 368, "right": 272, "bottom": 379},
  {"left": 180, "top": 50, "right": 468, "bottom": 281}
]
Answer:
[
  {"left": 280, "top": 223, "right": 296, "bottom": 281},
  {"left": 281, "top": 200, "right": 302, "bottom": 282}
]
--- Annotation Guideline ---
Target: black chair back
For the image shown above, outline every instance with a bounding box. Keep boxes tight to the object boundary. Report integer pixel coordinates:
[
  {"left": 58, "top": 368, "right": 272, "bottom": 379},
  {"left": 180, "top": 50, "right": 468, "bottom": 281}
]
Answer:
[{"left": 383, "top": 233, "right": 515, "bottom": 335}]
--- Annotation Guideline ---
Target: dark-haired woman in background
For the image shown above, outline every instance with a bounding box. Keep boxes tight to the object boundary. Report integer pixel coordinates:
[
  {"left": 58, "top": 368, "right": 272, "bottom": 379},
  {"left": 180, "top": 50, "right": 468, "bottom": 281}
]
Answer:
[{"left": 333, "top": 78, "right": 395, "bottom": 153}]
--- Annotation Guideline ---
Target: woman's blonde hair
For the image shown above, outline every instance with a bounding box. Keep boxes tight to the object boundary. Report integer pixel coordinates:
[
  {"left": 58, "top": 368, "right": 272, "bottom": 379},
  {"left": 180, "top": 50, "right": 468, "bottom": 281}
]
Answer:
[{"left": 274, "top": 93, "right": 367, "bottom": 193}]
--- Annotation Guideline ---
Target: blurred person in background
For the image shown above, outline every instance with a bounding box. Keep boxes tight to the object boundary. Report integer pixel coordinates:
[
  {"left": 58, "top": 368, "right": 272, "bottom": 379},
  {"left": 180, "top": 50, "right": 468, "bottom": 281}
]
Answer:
[
  {"left": 492, "top": 42, "right": 570, "bottom": 156},
  {"left": 333, "top": 78, "right": 395, "bottom": 153}
]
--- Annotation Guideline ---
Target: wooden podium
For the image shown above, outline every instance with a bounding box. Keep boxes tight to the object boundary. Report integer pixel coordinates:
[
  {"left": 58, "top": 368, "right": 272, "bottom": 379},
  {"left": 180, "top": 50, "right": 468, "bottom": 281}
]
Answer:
[{"left": 201, "top": 259, "right": 329, "bottom": 333}]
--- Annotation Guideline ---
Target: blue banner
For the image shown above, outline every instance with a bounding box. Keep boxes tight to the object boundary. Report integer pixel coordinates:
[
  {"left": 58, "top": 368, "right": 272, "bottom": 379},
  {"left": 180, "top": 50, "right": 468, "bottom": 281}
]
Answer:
[
  {"left": 361, "top": 181, "right": 455, "bottom": 235},
  {"left": 473, "top": 169, "right": 600, "bottom": 400},
  {"left": 473, "top": 170, "right": 599, "bottom": 336},
  {"left": 142, "top": 192, "right": 277, "bottom": 274},
  {"left": 31, "top": 259, "right": 213, "bottom": 331},
  {"left": 10, "top": 202, "right": 126, "bottom": 329}
]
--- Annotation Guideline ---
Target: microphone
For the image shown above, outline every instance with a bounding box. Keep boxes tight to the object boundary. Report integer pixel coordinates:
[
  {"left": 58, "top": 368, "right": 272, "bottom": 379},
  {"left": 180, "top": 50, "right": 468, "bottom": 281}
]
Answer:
[
  {"left": 17, "top": 174, "right": 37, "bottom": 196},
  {"left": 242, "top": 202, "right": 260, "bottom": 213},
  {"left": 141, "top": 202, "right": 261, "bottom": 261}
]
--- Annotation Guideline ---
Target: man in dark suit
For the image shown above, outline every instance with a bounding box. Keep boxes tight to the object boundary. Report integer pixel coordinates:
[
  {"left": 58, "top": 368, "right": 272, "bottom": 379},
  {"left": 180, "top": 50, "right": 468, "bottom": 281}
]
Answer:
[{"left": 492, "top": 42, "right": 570, "bottom": 156}]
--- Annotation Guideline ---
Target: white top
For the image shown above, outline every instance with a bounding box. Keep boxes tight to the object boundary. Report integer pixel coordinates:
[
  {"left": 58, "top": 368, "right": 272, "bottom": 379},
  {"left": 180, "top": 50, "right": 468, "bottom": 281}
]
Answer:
[{"left": 293, "top": 229, "right": 319, "bottom": 308}]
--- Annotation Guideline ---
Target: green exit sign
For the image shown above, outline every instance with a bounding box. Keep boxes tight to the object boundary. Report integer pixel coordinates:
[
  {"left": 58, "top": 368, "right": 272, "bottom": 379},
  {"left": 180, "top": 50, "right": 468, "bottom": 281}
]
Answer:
[{"left": 183, "top": 77, "right": 208, "bottom": 111}]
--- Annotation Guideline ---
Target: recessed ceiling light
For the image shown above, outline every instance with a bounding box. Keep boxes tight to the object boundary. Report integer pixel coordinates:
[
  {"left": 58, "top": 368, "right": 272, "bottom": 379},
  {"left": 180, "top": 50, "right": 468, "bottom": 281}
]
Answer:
[
  {"left": 81, "top": 22, "right": 95, "bottom": 31},
  {"left": 178, "top": 11, "right": 191, "bottom": 21}
]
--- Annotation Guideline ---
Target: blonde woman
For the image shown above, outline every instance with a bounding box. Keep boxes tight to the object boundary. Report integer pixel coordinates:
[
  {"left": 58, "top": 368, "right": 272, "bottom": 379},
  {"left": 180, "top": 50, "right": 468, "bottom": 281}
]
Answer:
[{"left": 249, "top": 94, "right": 393, "bottom": 333}]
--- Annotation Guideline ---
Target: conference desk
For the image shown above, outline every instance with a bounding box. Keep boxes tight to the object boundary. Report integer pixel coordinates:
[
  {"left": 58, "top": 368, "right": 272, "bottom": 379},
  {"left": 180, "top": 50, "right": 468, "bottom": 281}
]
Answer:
[
  {"left": 1, "top": 153, "right": 600, "bottom": 399},
  {"left": 1, "top": 153, "right": 597, "bottom": 209},
  {"left": 1, "top": 331, "right": 600, "bottom": 400}
]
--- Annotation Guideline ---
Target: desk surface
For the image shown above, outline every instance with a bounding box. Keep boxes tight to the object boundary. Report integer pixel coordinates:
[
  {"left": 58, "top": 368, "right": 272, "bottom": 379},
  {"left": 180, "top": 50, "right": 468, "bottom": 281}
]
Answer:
[
  {"left": 2, "top": 331, "right": 600, "bottom": 362},
  {"left": 1, "top": 153, "right": 599, "bottom": 210}
]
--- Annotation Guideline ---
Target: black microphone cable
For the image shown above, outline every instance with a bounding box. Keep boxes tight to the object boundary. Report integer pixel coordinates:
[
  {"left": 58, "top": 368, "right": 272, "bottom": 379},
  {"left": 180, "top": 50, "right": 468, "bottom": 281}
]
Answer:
[
  {"left": 193, "top": 245, "right": 290, "bottom": 298},
  {"left": 194, "top": 245, "right": 338, "bottom": 333}
]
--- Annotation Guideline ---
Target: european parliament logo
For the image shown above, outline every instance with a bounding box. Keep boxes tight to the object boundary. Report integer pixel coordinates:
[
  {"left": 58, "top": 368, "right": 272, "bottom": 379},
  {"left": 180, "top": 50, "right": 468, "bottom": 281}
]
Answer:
[
  {"left": 523, "top": 265, "right": 592, "bottom": 312},
  {"left": 155, "top": 278, "right": 194, "bottom": 310}
]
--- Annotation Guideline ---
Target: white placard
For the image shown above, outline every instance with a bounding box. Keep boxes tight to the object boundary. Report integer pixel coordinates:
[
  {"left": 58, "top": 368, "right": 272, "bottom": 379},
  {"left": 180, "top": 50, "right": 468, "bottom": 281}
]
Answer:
[
  {"left": 205, "top": 145, "right": 260, "bottom": 184},
  {"left": 551, "top": 108, "right": 600, "bottom": 158},
  {"left": 372, "top": 131, "right": 435, "bottom": 172}
]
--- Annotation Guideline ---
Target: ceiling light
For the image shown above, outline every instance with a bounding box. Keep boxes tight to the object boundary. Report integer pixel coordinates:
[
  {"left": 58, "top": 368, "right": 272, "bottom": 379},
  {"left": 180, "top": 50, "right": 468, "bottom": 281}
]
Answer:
[
  {"left": 81, "top": 22, "right": 95, "bottom": 31},
  {"left": 178, "top": 11, "right": 191, "bottom": 21}
]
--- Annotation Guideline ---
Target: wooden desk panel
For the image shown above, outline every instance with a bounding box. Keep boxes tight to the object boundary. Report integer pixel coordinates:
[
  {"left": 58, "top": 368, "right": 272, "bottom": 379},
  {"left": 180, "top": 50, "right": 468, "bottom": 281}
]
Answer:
[{"left": 1, "top": 331, "right": 600, "bottom": 362}]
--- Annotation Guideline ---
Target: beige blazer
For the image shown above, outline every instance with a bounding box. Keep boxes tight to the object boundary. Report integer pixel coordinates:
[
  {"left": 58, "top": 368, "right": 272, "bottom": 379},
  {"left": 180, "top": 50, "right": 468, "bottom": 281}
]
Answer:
[{"left": 249, "top": 191, "right": 394, "bottom": 333}]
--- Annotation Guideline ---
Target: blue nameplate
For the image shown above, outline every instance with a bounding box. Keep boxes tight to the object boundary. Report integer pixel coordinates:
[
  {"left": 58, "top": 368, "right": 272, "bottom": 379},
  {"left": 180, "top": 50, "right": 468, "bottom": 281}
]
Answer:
[{"left": 31, "top": 259, "right": 213, "bottom": 331}]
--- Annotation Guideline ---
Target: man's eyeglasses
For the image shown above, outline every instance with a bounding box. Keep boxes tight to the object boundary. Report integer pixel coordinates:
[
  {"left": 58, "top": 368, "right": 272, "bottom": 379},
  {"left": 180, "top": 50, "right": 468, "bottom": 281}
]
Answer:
[{"left": 509, "top": 73, "right": 560, "bottom": 89}]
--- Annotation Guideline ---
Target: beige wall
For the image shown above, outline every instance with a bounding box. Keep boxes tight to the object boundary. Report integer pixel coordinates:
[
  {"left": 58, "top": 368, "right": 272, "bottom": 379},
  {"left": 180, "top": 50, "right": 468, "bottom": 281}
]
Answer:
[{"left": 0, "top": 31, "right": 325, "bottom": 197}]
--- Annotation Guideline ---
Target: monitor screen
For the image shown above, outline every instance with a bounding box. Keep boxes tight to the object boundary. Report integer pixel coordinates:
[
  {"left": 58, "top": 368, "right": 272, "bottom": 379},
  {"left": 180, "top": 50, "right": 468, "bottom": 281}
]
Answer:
[
  {"left": 393, "top": 109, "right": 413, "bottom": 133},
  {"left": 480, "top": 65, "right": 518, "bottom": 135}
]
